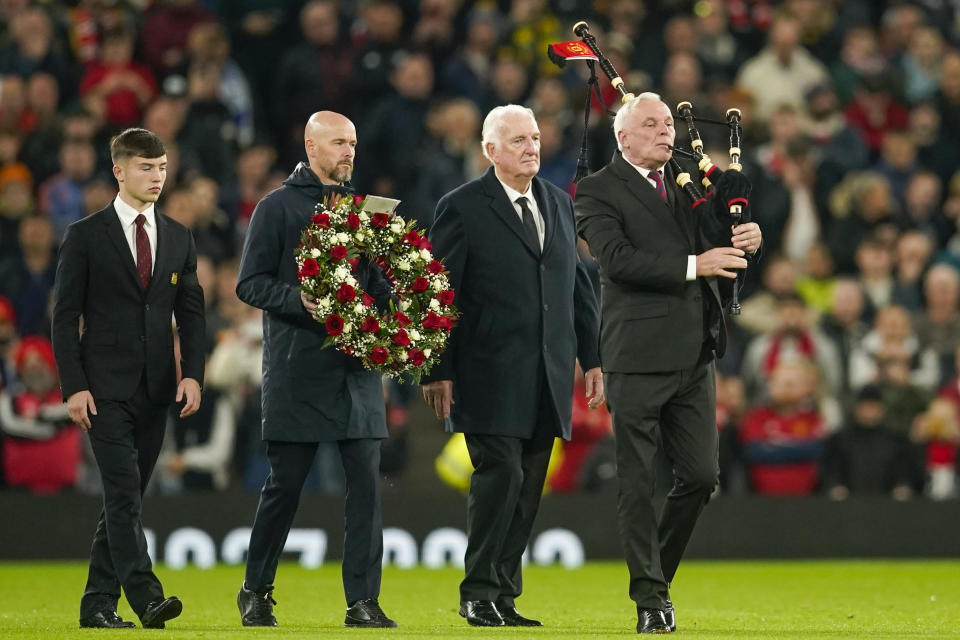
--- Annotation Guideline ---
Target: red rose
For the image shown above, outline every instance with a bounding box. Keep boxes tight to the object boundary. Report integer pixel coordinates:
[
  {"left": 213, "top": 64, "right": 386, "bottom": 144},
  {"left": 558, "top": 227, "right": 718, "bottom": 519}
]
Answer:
[
  {"left": 437, "top": 289, "right": 455, "bottom": 305},
  {"left": 407, "top": 347, "right": 426, "bottom": 366},
  {"left": 330, "top": 245, "right": 348, "bottom": 261},
  {"left": 426, "top": 260, "right": 443, "bottom": 274},
  {"left": 347, "top": 257, "right": 359, "bottom": 271},
  {"left": 353, "top": 195, "right": 365, "bottom": 207},
  {"left": 371, "top": 212, "right": 390, "bottom": 227},
  {"left": 346, "top": 212, "right": 361, "bottom": 229},
  {"left": 369, "top": 347, "right": 388, "bottom": 364},
  {"left": 325, "top": 314, "right": 344, "bottom": 336},
  {"left": 361, "top": 292, "right": 375, "bottom": 307},
  {"left": 394, "top": 312, "right": 411, "bottom": 327},
  {"left": 392, "top": 329, "right": 410, "bottom": 347},
  {"left": 298, "top": 258, "right": 320, "bottom": 280},
  {"left": 403, "top": 229, "right": 421, "bottom": 245},
  {"left": 360, "top": 316, "right": 380, "bottom": 333},
  {"left": 411, "top": 277, "right": 429, "bottom": 292},
  {"left": 422, "top": 311, "right": 440, "bottom": 330},
  {"left": 438, "top": 316, "right": 453, "bottom": 331},
  {"left": 312, "top": 213, "right": 330, "bottom": 228},
  {"left": 335, "top": 283, "right": 355, "bottom": 303},
  {"left": 417, "top": 237, "right": 433, "bottom": 252}
]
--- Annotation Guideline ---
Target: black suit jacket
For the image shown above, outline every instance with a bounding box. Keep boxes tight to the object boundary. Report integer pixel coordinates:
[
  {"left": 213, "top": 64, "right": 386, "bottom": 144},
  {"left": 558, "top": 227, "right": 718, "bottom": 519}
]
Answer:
[
  {"left": 422, "top": 168, "right": 600, "bottom": 440},
  {"left": 574, "top": 152, "right": 731, "bottom": 374},
  {"left": 236, "top": 163, "right": 393, "bottom": 442},
  {"left": 52, "top": 202, "right": 206, "bottom": 403}
]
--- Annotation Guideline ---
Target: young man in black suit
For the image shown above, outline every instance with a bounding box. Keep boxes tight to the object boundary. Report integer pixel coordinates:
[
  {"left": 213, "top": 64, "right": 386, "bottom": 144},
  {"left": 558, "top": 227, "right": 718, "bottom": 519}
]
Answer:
[
  {"left": 574, "top": 93, "right": 762, "bottom": 634},
  {"left": 421, "top": 105, "right": 603, "bottom": 628},
  {"left": 52, "top": 128, "right": 206, "bottom": 629},
  {"left": 235, "top": 111, "right": 397, "bottom": 629}
]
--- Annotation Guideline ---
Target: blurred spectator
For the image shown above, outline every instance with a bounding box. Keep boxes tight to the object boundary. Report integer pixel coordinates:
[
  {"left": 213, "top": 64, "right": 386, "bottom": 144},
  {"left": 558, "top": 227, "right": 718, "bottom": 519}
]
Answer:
[
  {"left": 38, "top": 138, "right": 97, "bottom": 241},
  {"left": 823, "top": 384, "right": 915, "bottom": 500},
  {"left": 933, "top": 51, "right": 960, "bottom": 148},
  {"left": 410, "top": 0, "right": 460, "bottom": 66},
  {"left": 549, "top": 364, "right": 612, "bottom": 493},
  {"left": 0, "top": 336, "right": 79, "bottom": 493},
  {"left": 21, "top": 71, "right": 59, "bottom": 138},
  {"left": 891, "top": 230, "right": 934, "bottom": 312},
  {"left": 900, "top": 25, "right": 944, "bottom": 104},
  {"left": 0, "top": 73, "right": 27, "bottom": 131},
  {"left": 79, "top": 27, "right": 157, "bottom": 128},
  {"left": 0, "top": 6, "right": 75, "bottom": 100},
  {"left": 874, "top": 130, "right": 918, "bottom": 204},
  {"left": 827, "top": 173, "right": 897, "bottom": 274},
  {"left": 163, "top": 180, "right": 232, "bottom": 264},
  {"left": 177, "top": 62, "right": 236, "bottom": 185},
  {"left": 818, "top": 277, "right": 869, "bottom": 406},
  {"left": 879, "top": 3, "right": 928, "bottom": 62},
  {"left": 0, "top": 297, "right": 16, "bottom": 388},
  {"left": 275, "top": 0, "right": 352, "bottom": 163},
  {"left": 843, "top": 74, "right": 909, "bottom": 155},
  {"left": 909, "top": 102, "right": 959, "bottom": 188},
  {"left": 230, "top": 142, "right": 276, "bottom": 238},
  {"left": 737, "top": 254, "right": 799, "bottom": 336},
  {"left": 441, "top": 11, "right": 499, "bottom": 103},
  {"left": 0, "top": 162, "right": 34, "bottom": 257},
  {"left": 716, "top": 371, "right": 747, "bottom": 494},
  {"left": 914, "top": 264, "right": 960, "bottom": 383},
  {"left": 0, "top": 216, "right": 56, "bottom": 337},
  {"left": 900, "top": 170, "right": 950, "bottom": 246},
  {"left": 18, "top": 73, "right": 65, "bottom": 185},
  {"left": 910, "top": 397, "right": 959, "bottom": 499},
  {"left": 740, "top": 360, "right": 826, "bottom": 495},
  {"left": 854, "top": 236, "right": 895, "bottom": 312},
  {"left": 796, "top": 242, "right": 836, "bottom": 314},
  {"left": 500, "top": 0, "right": 562, "bottom": 77},
  {"left": 829, "top": 25, "right": 886, "bottom": 104},
  {"left": 660, "top": 52, "right": 707, "bottom": 119},
  {"left": 742, "top": 292, "right": 842, "bottom": 405},
  {"left": 480, "top": 57, "right": 530, "bottom": 115},
  {"left": 141, "top": 0, "right": 216, "bottom": 81},
  {"left": 348, "top": 0, "right": 408, "bottom": 122},
  {"left": 186, "top": 22, "right": 254, "bottom": 148},
  {"left": 849, "top": 304, "right": 940, "bottom": 395},
  {"left": 536, "top": 116, "right": 575, "bottom": 195},
  {"left": 694, "top": 0, "right": 745, "bottom": 82},
  {"left": 736, "top": 13, "right": 829, "bottom": 122}
]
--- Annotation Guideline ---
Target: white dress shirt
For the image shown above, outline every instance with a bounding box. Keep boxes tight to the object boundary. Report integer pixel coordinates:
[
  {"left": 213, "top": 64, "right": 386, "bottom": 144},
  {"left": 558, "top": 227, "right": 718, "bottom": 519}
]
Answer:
[
  {"left": 113, "top": 195, "right": 157, "bottom": 274},
  {"left": 496, "top": 176, "right": 545, "bottom": 249},
  {"left": 624, "top": 158, "right": 697, "bottom": 281}
]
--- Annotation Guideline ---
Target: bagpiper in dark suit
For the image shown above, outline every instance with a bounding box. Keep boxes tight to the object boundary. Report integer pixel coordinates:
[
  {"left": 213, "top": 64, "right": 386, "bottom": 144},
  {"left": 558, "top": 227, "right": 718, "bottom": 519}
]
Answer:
[
  {"left": 235, "top": 111, "right": 397, "bottom": 629},
  {"left": 422, "top": 105, "right": 602, "bottom": 628},
  {"left": 52, "top": 128, "right": 205, "bottom": 630},
  {"left": 574, "top": 93, "right": 762, "bottom": 634}
]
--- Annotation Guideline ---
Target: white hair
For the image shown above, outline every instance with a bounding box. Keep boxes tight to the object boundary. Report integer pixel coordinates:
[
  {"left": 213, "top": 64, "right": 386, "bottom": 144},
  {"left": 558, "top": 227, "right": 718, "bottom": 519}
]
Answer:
[
  {"left": 481, "top": 104, "right": 536, "bottom": 162},
  {"left": 613, "top": 92, "right": 664, "bottom": 151}
]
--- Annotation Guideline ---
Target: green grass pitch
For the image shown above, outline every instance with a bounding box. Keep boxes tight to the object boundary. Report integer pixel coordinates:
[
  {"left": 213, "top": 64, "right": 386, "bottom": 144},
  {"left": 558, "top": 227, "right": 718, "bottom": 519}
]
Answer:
[{"left": 0, "top": 561, "right": 958, "bottom": 638}]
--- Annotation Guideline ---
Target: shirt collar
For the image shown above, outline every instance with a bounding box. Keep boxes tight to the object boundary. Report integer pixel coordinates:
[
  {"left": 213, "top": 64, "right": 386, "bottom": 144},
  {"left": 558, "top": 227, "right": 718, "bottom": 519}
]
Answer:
[
  {"left": 114, "top": 195, "right": 156, "bottom": 229},
  {"left": 495, "top": 175, "right": 534, "bottom": 207},
  {"left": 624, "top": 156, "right": 666, "bottom": 180}
]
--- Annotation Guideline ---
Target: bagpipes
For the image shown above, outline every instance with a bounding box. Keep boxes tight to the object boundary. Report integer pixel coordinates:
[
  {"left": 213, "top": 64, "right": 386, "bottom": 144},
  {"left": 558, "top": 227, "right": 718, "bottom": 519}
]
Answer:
[{"left": 547, "top": 22, "right": 752, "bottom": 314}]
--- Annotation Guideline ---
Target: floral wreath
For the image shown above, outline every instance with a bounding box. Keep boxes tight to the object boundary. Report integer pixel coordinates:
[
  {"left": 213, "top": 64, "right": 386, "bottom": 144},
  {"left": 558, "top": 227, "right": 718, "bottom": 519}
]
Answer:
[{"left": 296, "top": 193, "right": 457, "bottom": 381}]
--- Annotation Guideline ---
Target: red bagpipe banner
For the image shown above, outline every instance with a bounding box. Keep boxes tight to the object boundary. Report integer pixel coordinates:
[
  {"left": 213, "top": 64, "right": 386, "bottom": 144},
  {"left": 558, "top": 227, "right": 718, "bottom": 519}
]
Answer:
[{"left": 546, "top": 40, "right": 599, "bottom": 67}]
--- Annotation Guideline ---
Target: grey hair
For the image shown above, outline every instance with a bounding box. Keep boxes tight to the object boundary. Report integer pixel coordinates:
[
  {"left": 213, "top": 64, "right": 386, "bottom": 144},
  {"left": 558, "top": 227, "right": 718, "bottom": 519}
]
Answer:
[
  {"left": 613, "top": 92, "right": 664, "bottom": 150},
  {"left": 481, "top": 104, "right": 536, "bottom": 162}
]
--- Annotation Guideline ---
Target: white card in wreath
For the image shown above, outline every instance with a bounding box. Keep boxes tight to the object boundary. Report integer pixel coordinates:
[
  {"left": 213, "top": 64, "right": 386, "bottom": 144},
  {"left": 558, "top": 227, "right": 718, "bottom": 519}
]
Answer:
[{"left": 360, "top": 196, "right": 401, "bottom": 215}]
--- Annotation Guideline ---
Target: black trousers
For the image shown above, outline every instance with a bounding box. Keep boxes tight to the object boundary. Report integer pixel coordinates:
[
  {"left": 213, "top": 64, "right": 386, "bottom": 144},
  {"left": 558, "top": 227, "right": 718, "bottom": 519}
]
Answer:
[
  {"left": 244, "top": 438, "right": 383, "bottom": 604},
  {"left": 460, "top": 385, "right": 556, "bottom": 607},
  {"left": 605, "top": 359, "right": 719, "bottom": 611},
  {"left": 80, "top": 379, "right": 168, "bottom": 619}
]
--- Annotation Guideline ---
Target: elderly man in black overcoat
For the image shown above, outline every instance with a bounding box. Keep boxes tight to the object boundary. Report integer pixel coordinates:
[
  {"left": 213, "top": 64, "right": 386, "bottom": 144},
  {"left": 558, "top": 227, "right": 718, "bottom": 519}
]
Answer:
[
  {"left": 235, "top": 111, "right": 396, "bottom": 629},
  {"left": 421, "top": 104, "right": 602, "bottom": 628}
]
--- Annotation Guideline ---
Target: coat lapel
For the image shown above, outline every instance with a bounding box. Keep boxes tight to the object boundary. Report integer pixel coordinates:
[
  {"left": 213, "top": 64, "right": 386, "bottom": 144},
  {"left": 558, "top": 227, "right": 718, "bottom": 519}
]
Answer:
[
  {"left": 532, "top": 177, "right": 558, "bottom": 255},
  {"left": 610, "top": 152, "right": 686, "bottom": 239},
  {"left": 103, "top": 203, "right": 142, "bottom": 291},
  {"left": 146, "top": 213, "right": 174, "bottom": 299},
  {"left": 480, "top": 167, "right": 541, "bottom": 258}
]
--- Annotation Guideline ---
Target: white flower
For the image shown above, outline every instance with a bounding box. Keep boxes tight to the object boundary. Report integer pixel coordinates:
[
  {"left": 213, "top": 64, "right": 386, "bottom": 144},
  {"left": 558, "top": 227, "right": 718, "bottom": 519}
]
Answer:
[
  {"left": 432, "top": 279, "right": 444, "bottom": 291},
  {"left": 400, "top": 300, "right": 411, "bottom": 311},
  {"left": 336, "top": 232, "right": 348, "bottom": 244},
  {"left": 359, "top": 212, "right": 370, "bottom": 221},
  {"left": 355, "top": 231, "right": 365, "bottom": 242},
  {"left": 342, "top": 323, "right": 353, "bottom": 334},
  {"left": 397, "top": 259, "right": 411, "bottom": 271},
  {"left": 353, "top": 302, "right": 365, "bottom": 314},
  {"left": 310, "top": 248, "right": 321, "bottom": 258},
  {"left": 398, "top": 351, "right": 408, "bottom": 361},
  {"left": 334, "top": 266, "right": 350, "bottom": 280},
  {"left": 429, "top": 298, "right": 440, "bottom": 311},
  {"left": 318, "top": 297, "right": 332, "bottom": 310},
  {"left": 423, "top": 348, "right": 432, "bottom": 358},
  {"left": 408, "top": 329, "right": 422, "bottom": 341},
  {"left": 390, "top": 221, "right": 404, "bottom": 233},
  {"left": 345, "top": 275, "right": 358, "bottom": 288},
  {"left": 420, "top": 249, "right": 432, "bottom": 261}
]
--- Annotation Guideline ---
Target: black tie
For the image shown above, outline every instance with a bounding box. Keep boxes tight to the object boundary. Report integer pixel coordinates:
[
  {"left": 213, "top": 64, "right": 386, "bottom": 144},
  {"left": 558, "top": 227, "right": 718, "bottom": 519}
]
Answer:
[{"left": 515, "top": 196, "right": 540, "bottom": 255}]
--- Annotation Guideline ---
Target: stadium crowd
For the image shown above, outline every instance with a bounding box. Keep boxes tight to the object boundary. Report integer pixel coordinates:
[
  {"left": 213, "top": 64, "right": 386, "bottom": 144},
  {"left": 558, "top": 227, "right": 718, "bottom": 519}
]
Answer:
[{"left": 0, "top": 0, "right": 958, "bottom": 501}]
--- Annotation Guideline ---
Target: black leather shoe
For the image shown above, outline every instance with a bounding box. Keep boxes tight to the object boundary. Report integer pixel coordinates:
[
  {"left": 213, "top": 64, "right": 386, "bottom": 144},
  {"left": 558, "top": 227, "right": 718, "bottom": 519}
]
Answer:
[
  {"left": 238, "top": 584, "right": 277, "bottom": 627},
  {"left": 498, "top": 605, "right": 542, "bottom": 626},
  {"left": 344, "top": 598, "right": 397, "bottom": 628},
  {"left": 664, "top": 599, "right": 676, "bottom": 632},
  {"left": 141, "top": 596, "right": 182, "bottom": 629},
  {"left": 458, "top": 601, "right": 504, "bottom": 627},
  {"left": 637, "top": 608, "right": 670, "bottom": 634},
  {"left": 79, "top": 610, "right": 136, "bottom": 629}
]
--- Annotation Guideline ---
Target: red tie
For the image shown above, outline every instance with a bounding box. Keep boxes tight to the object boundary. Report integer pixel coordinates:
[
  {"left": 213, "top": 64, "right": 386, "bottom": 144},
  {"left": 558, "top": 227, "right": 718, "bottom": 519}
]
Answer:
[
  {"left": 135, "top": 213, "right": 152, "bottom": 290},
  {"left": 649, "top": 170, "right": 667, "bottom": 201}
]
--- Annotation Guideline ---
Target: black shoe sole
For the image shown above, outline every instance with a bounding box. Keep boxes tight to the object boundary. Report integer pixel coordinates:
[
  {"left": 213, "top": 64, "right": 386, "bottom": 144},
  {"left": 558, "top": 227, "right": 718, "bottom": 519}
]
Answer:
[
  {"left": 142, "top": 598, "right": 183, "bottom": 629},
  {"left": 343, "top": 619, "right": 398, "bottom": 628}
]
